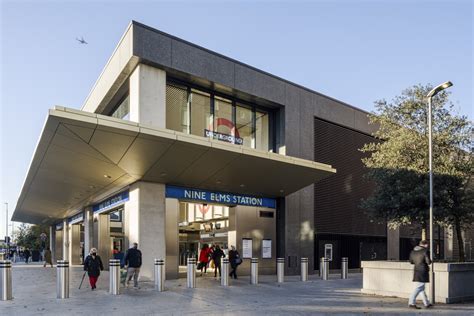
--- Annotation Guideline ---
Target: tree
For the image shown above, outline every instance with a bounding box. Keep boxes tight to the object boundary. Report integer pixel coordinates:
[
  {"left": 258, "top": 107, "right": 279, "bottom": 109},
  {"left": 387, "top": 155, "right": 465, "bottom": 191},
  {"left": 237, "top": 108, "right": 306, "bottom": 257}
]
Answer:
[
  {"left": 15, "top": 224, "right": 50, "bottom": 250},
  {"left": 360, "top": 84, "right": 473, "bottom": 261}
]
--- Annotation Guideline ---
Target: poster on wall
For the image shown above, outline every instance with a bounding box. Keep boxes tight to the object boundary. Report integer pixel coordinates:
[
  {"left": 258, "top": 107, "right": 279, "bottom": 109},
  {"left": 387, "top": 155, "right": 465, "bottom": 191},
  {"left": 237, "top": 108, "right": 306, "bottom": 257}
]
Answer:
[
  {"left": 242, "top": 238, "right": 253, "bottom": 258},
  {"left": 262, "top": 239, "right": 272, "bottom": 259}
]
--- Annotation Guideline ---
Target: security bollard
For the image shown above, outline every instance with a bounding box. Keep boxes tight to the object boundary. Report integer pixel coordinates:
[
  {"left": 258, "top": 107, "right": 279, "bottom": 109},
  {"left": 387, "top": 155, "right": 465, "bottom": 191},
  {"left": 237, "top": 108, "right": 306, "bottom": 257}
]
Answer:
[
  {"left": 322, "top": 258, "right": 330, "bottom": 280},
  {"left": 154, "top": 259, "right": 165, "bottom": 292},
  {"left": 56, "top": 260, "right": 69, "bottom": 299},
  {"left": 0, "top": 260, "right": 12, "bottom": 301},
  {"left": 221, "top": 258, "right": 229, "bottom": 286},
  {"left": 341, "top": 257, "right": 348, "bottom": 279},
  {"left": 187, "top": 257, "right": 196, "bottom": 288},
  {"left": 301, "top": 257, "right": 308, "bottom": 282},
  {"left": 277, "top": 258, "right": 285, "bottom": 283},
  {"left": 109, "top": 259, "right": 120, "bottom": 295},
  {"left": 320, "top": 257, "right": 324, "bottom": 278},
  {"left": 250, "top": 258, "right": 259, "bottom": 285}
]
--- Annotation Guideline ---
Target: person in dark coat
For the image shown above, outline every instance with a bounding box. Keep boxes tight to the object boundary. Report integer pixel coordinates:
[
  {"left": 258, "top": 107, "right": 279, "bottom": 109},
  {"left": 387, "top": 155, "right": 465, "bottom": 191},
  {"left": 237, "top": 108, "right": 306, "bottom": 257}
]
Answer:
[
  {"left": 24, "top": 248, "right": 31, "bottom": 264},
  {"left": 211, "top": 245, "right": 225, "bottom": 277},
  {"left": 125, "top": 242, "right": 142, "bottom": 288},
  {"left": 228, "top": 245, "right": 241, "bottom": 279},
  {"left": 43, "top": 247, "right": 53, "bottom": 267},
  {"left": 408, "top": 240, "right": 433, "bottom": 309},
  {"left": 83, "top": 248, "right": 104, "bottom": 290}
]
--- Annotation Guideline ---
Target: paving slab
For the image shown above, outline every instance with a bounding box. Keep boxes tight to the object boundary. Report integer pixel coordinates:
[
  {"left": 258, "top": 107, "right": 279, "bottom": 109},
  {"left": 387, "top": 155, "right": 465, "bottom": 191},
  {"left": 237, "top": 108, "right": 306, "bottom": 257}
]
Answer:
[{"left": 1, "top": 262, "right": 474, "bottom": 315}]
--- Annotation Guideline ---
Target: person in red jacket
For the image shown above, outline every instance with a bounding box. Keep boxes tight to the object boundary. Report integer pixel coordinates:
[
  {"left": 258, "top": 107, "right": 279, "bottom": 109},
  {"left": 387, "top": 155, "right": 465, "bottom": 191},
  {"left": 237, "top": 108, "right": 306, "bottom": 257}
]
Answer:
[{"left": 198, "top": 244, "right": 211, "bottom": 276}]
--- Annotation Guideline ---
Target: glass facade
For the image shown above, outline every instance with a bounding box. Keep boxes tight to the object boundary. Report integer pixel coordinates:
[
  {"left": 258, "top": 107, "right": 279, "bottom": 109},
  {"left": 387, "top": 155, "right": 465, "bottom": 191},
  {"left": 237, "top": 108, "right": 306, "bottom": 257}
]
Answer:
[
  {"left": 111, "top": 95, "right": 130, "bottom": 120},
  {"left": 166, "top": 82, "right": 272, "bottom": 151}
]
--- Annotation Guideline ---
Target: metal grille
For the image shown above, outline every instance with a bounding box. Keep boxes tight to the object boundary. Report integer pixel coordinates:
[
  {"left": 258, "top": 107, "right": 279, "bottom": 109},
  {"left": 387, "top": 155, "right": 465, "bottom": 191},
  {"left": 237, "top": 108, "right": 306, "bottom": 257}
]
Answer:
[
  {"left": 313, "top": 118, "right": 385, "bottom": 236},
  {"left": 166, "top": 84, "right": 189, "bottom": 133}
]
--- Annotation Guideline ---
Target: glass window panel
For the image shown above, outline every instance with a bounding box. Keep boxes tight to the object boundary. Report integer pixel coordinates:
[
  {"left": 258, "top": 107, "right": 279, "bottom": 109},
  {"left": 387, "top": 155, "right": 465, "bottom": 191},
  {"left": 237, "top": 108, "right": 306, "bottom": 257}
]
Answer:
[
  {"left": 256, "top": 110, "right": 269, "bottom": 151},
  {"left": 190, "top": 89, "right": 212, "bottom": 137},
  {"left": 111, "top": 95, "right": 130, "bottom": 120},
  {"left": 223, "top": 207, "right": 229, "bottom": 217},
  {"left": 213, "top": 205, "right": 223, "bottom": 218},
  {"left": 236, "top": 105, "right": 254, "bottom": 148},
  {"left": 166, "top": 84, "right": 189, "bottom": 133},
  {"left": 214, "top": 97, "right": 235, "bottom": 141},
  {"left": 188, "top": 203, "right": 196, "bottom": 222}
]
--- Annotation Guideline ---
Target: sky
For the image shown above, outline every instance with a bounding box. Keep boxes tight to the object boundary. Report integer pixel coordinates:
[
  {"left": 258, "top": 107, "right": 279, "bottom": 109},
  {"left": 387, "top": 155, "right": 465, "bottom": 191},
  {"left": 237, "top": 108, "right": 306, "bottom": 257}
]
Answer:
[{"left": 0, "top": 0, "right": 472, "bottom": 236}]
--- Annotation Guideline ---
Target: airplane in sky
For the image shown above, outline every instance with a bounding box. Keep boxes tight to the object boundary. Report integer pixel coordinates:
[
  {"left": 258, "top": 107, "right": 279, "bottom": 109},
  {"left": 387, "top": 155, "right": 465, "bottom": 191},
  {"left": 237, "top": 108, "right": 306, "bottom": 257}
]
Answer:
[{"left": 76, "top": 37, "right": 88, "bottom": 44}]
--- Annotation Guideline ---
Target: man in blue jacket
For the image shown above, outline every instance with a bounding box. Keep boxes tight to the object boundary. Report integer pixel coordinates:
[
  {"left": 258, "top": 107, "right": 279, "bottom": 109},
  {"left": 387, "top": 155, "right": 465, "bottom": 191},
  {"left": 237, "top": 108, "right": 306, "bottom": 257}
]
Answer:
[{"left": 125, "top": 242, "right": 142, "bottom": 288}]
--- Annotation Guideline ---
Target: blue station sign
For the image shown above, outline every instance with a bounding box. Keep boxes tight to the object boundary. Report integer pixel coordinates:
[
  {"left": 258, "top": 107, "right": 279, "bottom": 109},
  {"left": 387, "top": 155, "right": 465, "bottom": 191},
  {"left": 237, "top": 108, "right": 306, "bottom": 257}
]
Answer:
[
  {"left": 165, "top": 185, "right": 276, "bottom": 208},
  {"left": 93, "top": 191, "right": 129, "bottom": 214},
  {"left": 68, "top": 212, "right": 84, "bottom": 224}
]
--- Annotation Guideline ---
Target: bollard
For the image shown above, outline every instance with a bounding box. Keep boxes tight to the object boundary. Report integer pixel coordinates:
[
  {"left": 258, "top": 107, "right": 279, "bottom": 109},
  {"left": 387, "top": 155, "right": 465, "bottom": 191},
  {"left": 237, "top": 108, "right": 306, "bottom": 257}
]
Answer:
[
  {"left": 250, "top": 258, "right": 259, "bottom": 285},
  {"left": 187, "top": 257, "right": 196, "bottom": 288},
  {"left": 341, "top": 257, "right": 348, "bottom": 279},
  {"left": 0, "top": 260, "right": 12, "bottom": 301},
  {"left": 277, "top": 258, "right": 285, "bottom": 283},
  {"left": 56, "top": 260, "right": 69, "bottom": 299},
  {"left": 322, "top": 258, "right": 329, "bottom": 280},
  {"left": 221, "top": 258, "right": 229, "bottom": 286},
  {"left": 154, "top": 259, "right": 165, "bottom": 292},
  {"left": 109, "top": 259, "right": 120, "bottom": 295},
  {"left": 301, "top": 257, "right": 308, "bottom": 282},
  {"left": 320, "top": 257, "right": 324, "bottom": 278}
]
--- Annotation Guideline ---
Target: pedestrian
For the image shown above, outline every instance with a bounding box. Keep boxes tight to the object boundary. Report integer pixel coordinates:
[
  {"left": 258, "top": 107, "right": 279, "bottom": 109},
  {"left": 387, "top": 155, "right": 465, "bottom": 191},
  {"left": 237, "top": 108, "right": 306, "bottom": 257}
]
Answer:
[
  {"left": 211, "top": 245, "right": 225, "bottom": 278},
  {"left": 83, "top": 248, "right": 104, "bottom": 290},
  {"left": 124, "top": 242, "right": 142, "bottom": 288},
  {"left": 198, "top": 244, "right": 211, "bottom": 276},
  {"left": 43, "top": 247, "right": 53, "bottom": 267},
  {"left": 24, "top": 248, "right": 31, "bottom": 264},
  {"left": 408, "top": 240, "right": 433, "bottom": 309},
  {"left": 228, "top": 245, "right": 241, "bottom": 279}
]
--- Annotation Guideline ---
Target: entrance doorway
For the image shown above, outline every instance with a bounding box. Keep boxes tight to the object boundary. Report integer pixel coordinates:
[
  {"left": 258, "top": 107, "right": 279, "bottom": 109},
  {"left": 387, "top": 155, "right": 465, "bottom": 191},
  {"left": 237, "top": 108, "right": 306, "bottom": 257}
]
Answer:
[{"left": 178, "top": 202, "right": 230, "bottom": 276}]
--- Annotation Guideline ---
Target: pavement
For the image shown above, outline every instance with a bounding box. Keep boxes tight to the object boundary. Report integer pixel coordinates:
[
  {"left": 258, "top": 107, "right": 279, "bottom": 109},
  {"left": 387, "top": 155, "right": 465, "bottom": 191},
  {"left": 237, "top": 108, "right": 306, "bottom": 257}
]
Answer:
[{"left": 2, "top": 262, "right": 474, "bottom": 315}]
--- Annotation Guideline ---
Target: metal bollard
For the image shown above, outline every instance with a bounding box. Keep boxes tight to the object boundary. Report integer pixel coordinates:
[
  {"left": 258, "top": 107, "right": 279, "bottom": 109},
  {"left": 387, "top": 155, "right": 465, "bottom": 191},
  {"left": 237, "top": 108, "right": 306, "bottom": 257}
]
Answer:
[
  {"left": 56, "top": 260, "right": 69, "bottom": 299},
  {"left": 154, "top": 259, "right": 165, "bottom": 292},
  {"left": 109, "top": 259, "right": 120, "bottom": 295},
  {"left": 277, "top": 258, "right": 285, "bottom": 283},
  {"left": 322, "top": 258, "right": 329, "bottom": 280},
  {"left": 301, "top": 257, "right": 308, "bottom": 282},
  {"left": 221, "top": 258, "right": 229, "bottom": 286},
  {"left": 250, "top": 258, "right": 259, "bottom": 285},
  {"left": 320, "top": 257, "right": 324, "bottom": 278},
  {"left": 0, "top": 260, "right": 12, "bottom": 301},
  {"left": 187, "top": 257, "right": 196, "bottom": 288},
  {"left": 341, "top": 257, "right": 348, "bottom": 279}
]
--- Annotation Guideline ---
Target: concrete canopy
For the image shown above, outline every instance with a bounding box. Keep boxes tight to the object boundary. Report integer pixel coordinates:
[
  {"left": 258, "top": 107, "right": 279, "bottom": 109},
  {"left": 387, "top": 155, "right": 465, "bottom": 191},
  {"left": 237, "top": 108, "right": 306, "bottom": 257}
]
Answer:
[{"left": 13, "top": 107, "right": 336, "bottom": 225}]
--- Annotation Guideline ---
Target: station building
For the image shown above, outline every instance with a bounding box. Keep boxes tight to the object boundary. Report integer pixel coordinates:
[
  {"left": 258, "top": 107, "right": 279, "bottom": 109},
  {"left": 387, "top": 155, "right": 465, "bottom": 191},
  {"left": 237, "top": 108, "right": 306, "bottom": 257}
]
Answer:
[{"left": 13, "top": 21, "right": 457, "bottom": 279}]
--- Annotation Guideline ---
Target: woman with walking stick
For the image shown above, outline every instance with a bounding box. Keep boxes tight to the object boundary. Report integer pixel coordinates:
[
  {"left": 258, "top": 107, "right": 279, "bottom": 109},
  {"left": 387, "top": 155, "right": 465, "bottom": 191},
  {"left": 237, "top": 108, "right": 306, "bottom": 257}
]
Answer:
[{"left": 83, "top": 248, "right": 104, "bottom": 290}]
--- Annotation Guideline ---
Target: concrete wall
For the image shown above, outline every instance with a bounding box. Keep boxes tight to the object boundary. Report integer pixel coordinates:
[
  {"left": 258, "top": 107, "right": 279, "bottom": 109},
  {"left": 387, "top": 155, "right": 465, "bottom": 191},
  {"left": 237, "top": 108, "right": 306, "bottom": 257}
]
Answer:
[
  {"left": 361, "top": 261, "right": 474, "bottom": 303},
  {"left": 165, "top": 198, "right": 179, "bottom": 279},
  {"left": 229, "top": 205, "right": 276, "bottom": 275},
  {"left": 55, "top": 229, "right": 63, "bottom": 262},
  {"left": 126, "top": 181, "right": 166, "bottom": 280}
]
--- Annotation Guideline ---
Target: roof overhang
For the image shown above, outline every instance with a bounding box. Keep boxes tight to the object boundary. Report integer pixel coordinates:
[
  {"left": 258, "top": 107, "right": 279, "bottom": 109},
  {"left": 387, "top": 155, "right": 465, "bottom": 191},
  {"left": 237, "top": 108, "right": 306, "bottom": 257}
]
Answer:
[{"left": 12, "top": 107, "right": 336, "bottom": 225}]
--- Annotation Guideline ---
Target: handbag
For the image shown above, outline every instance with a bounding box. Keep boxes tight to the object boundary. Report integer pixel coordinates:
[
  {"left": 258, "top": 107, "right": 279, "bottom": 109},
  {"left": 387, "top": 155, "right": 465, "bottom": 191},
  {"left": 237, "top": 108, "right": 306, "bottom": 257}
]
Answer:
[{"left": 235, "top": 254, "right": 242, "bottom": 265}]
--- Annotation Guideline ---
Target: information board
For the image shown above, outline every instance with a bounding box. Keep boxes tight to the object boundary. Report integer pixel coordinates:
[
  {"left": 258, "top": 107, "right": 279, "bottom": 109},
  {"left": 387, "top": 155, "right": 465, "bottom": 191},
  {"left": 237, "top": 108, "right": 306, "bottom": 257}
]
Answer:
[
  {"left": 242, "top": 238, "right": 253, "bottom": 258},
  {"left": 324, "top": 244, "right": 333, "bottom": 261},
  {"left": 262, "top": 239, "right": 272, "bottom": 259}
]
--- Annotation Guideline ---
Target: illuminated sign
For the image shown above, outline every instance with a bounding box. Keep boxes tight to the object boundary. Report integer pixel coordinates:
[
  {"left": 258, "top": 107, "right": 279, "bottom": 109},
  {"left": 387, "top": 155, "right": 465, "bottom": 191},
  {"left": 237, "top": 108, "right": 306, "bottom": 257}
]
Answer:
[
  {"left": 68, "top": 212, "right": 84, "bottom": 224},
  {"left": 93, "top": 191, "right": 129, "bottom": 214},
  {"left": 165, "top": 185, "right": 276, "bottom": 208}
]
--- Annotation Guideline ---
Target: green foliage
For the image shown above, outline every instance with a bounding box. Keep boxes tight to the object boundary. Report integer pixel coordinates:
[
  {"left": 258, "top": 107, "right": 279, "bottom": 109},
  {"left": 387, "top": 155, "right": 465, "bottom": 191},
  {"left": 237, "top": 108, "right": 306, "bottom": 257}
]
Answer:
[
  {"left": 360, "top": 84, "right": 474, "bottom": 260},
  {"left": 14, "top": 224, "right": 50, "bottom": 250}
]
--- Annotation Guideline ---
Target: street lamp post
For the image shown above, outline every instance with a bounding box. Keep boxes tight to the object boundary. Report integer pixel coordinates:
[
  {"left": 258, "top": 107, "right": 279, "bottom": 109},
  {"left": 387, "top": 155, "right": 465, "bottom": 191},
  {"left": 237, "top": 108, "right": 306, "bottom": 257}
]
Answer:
[{"left": 426, "top": 81, "right": 453, "bottom": 305}]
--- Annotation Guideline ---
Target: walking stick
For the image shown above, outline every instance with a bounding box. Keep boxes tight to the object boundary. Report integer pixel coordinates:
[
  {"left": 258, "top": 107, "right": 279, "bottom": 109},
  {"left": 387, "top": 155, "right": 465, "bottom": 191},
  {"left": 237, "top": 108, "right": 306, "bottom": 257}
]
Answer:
[{"left": 79, "top": 271, "right": 87, "bottom": 289}]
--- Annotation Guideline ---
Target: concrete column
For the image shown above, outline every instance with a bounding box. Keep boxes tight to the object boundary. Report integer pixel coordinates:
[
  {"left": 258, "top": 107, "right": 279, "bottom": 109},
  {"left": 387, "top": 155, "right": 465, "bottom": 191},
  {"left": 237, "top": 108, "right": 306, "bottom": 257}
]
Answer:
[
  {"left": 165, "top": 199, "right": 179, "bottom": 280},
  {"left": 444, "top": 225, "right": 454, "bottom": 260},
  {"left": 387, "top": 226, "right": 400, "bottom": 260},
  {"left": 97, "top": 213, "right": 111, "bottom": 269},
  {"left": 84, "top": 208, "right": 94, "bottom": 257},
  {"left": 70, "top": 224, "right": 81, "bottom": 264},
  {"left": 126, "top": 181, "right": 166, "bottom": 280},
  {"left": 62, "top": 219, "right": 69, "bottom": 260},
  {"left": 50, "top": 226, "right": 56, "bottom": 263},
  {"left": 55, "top": 229, "right": 63, "bottom": 262},
  {"left": 129, "top": 63, "right": 166, "bottom": 128}
]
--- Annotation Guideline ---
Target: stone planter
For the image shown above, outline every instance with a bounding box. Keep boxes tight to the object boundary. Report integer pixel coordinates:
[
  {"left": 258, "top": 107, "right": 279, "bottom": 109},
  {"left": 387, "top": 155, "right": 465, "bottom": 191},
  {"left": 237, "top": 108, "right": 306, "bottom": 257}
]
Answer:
[{"left": 361, "top": 261, "right": 474, "bottom": 303}]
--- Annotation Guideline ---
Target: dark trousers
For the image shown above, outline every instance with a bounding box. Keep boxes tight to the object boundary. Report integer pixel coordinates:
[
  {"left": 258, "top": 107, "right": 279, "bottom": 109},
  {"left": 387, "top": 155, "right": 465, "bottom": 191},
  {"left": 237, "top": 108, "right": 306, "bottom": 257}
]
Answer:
[
  {"left": 200, "top": 262, "right": 208, "bottom": 274},
  {"left": 214, "top": 264, "right": 221, "bottom": 277},
  {"left": 229, "top": 266, "right": 237, "bottom": 279}
]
